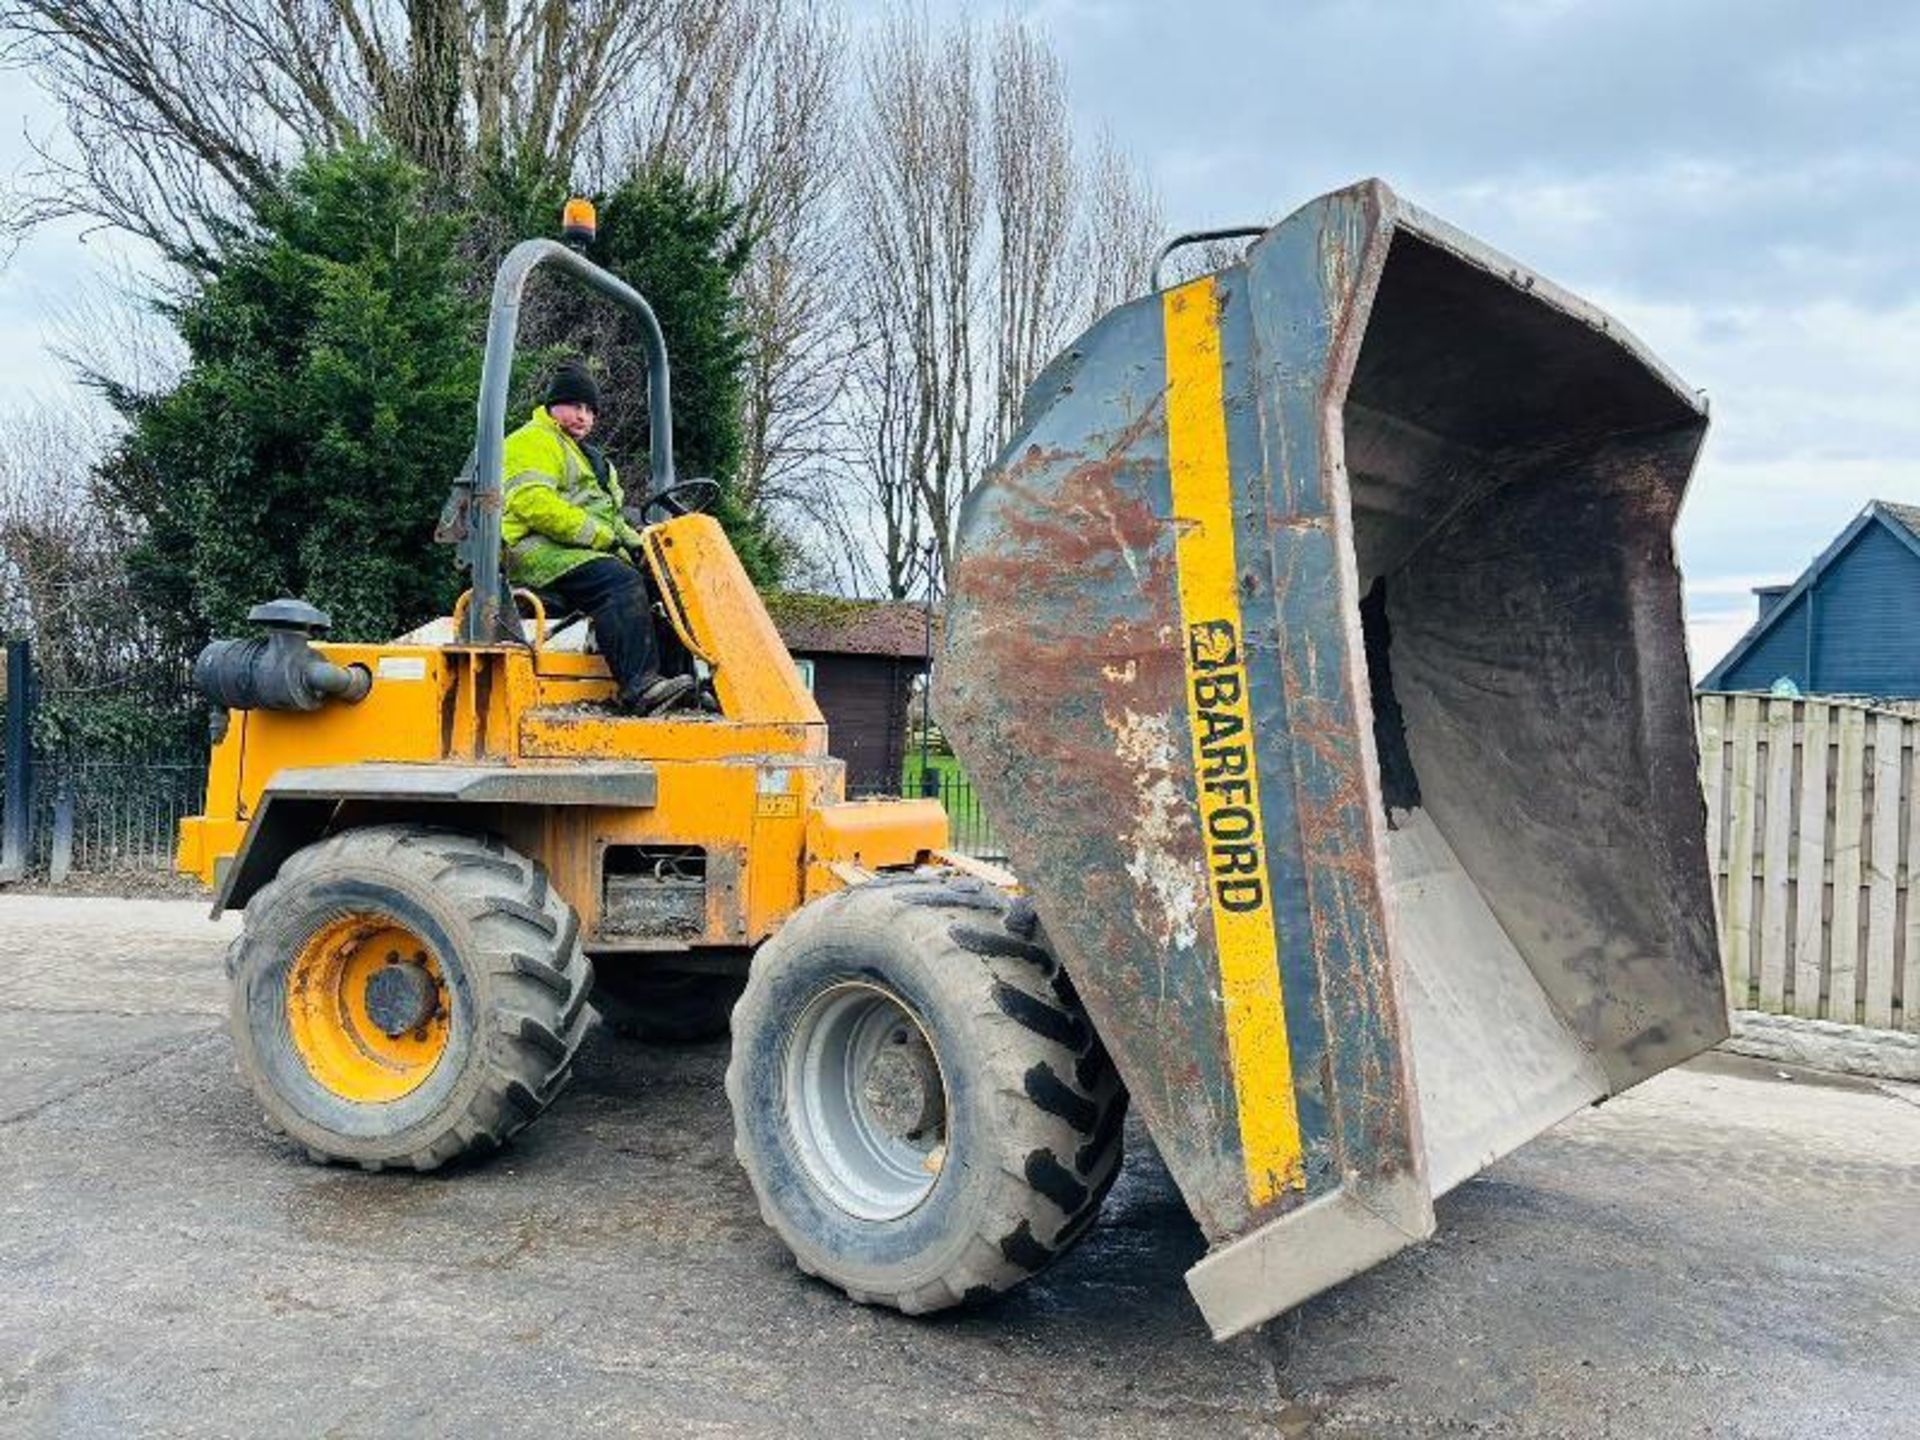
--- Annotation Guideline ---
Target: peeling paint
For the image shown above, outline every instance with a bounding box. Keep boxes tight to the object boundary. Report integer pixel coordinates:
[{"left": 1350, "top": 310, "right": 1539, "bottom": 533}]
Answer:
[{"left": 1106, "top": 707, "right": 1202, "bottom": 953}]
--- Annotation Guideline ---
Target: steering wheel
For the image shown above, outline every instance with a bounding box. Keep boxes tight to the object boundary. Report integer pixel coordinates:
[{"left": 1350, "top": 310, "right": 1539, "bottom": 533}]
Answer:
[{"left": 640, "top": 477, "right": 722, "bottom": 521}]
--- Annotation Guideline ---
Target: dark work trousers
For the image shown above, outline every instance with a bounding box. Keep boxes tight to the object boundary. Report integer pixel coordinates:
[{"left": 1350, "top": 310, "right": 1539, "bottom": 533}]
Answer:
[{"left": 544, "top": 557, "right": 662, "bottom": 707}]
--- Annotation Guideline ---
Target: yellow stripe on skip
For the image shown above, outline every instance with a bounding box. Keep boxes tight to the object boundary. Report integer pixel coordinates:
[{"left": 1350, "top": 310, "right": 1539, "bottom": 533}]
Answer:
[{"left": 1161, "top": 276, "right": 1305, "bottom": 1206}]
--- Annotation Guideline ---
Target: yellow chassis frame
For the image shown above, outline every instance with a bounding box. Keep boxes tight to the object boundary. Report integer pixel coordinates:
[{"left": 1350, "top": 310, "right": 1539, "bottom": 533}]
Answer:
[{"left": 178, "top": 515, "right": 948, "bottom": 950}]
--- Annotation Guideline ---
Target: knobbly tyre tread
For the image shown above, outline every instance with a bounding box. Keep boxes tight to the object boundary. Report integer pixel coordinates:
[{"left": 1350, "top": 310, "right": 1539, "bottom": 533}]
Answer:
[
  {"left": 726, "top": 868, "right": 1127, "bottom": 1316},
  {"left": 228, "top": 824, "right": 592, "bottom": 1172}
]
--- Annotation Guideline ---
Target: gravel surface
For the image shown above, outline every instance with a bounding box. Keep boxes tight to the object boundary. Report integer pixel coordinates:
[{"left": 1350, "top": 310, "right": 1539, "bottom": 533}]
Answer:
[{"left": 1, "top": 895, "right": 1914, "bottom": 1438}]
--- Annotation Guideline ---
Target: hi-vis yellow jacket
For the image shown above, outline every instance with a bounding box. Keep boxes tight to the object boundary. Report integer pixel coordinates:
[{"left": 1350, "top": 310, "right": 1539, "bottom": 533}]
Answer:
[{"left": 500, "top": 406, "right": 645, "bottom": 588}]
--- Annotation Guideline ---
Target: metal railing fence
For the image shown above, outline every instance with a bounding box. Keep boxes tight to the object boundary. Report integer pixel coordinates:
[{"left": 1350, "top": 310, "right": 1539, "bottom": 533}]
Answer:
[
  {"left": 2, "top": 639, "right": 208, "bottom": 881},
  {"left": 919, "top": 769, "right": 1001, "bottom": 862},
  {"left": 32, "top": 756, "right": 209, "bottom": 876}
]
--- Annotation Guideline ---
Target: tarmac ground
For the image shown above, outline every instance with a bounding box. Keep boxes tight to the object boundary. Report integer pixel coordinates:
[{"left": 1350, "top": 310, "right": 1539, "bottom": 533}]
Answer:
[{"left": 2, "top": 895, "right": 1916, "bottom": 1438}]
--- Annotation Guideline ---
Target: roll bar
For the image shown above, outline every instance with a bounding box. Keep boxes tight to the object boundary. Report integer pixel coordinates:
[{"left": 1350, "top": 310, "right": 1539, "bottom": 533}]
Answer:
[
  {"left": 1148, "top": 225, "right": 1269, "bottom": 292},
  {"left": 460, "top": 239, "right": 676, "bottom": 644}
]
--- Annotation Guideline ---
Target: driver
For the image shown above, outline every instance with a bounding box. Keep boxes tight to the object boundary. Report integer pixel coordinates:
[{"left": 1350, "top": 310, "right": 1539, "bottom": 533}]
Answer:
[{"left": 501, "top": 362, "right": 694, "bottom": 714}]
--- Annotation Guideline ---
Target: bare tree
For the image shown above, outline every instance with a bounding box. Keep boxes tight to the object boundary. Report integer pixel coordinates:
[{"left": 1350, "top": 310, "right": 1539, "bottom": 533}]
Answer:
[
  {"left": 833, "top": 288, "right": 925, "bottom": 599},
  {"left": 735, "top": 221, "right": 847, "bottom": 519},
  {"left": 1080, "top": 129, "right": 1164, "bottom": 320},
  {"left": 5, "top": 0, "right": 851, "bottom": 582},
  {"left": 0, "top": 405, "right": 147, "bottom": 680},
  {"left": 988, "top": 20, "right": 1078, "bottom": 448},
  {"left": 849, "top": 8, "right": 984, "bottom": 593},
  {"left": 44, "top": 258, "right": 190, "bottom": 401},
  {"left": 614, "top": 0, "right": 834, "bottom": 237},
  {"left": 2, "top": 0, "right": 702, "bottom": 262},
  {"left": 613, "top": 0, "right": 848, "bottom": 523},
  {"left": 835, "top": 9, "right": 1161, "bottom": 596},
  {"left": 4, "top": 0, "right": 1164, "bottom": 600}
]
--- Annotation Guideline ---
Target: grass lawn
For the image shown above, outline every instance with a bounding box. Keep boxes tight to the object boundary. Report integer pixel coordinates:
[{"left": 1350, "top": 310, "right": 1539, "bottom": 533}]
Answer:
[{"left": 901, "top": 747, "right": 965, "bottom": 796}]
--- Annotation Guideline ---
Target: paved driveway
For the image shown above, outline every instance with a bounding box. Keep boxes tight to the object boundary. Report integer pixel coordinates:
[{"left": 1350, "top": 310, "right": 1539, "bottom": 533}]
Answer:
[{"left": 1, "top": 895, "right": 1915, "bottom": 1437}]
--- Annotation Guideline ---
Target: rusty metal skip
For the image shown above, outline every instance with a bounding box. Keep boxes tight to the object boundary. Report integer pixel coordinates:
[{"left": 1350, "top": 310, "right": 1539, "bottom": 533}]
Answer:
[{"left": 936, "top": 177, "right": 1728, "bottom": 1338}]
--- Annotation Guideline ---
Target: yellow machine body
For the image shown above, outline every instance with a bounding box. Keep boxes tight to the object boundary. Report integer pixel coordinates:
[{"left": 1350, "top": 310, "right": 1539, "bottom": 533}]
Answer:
[{"left": 178, "top": 514, "right": 948, "bottom": 950}]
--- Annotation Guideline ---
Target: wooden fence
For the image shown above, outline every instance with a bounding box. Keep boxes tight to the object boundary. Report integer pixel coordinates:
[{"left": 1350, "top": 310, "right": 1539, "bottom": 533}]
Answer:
[{"left": 1697, "top": 692, "right": 1917, "bottom": 1033}]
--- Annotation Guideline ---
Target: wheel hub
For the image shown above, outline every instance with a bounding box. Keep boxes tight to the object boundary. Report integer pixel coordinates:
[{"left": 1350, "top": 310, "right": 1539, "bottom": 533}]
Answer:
[
  {"left": 285, "top": 916, "right": 450, "bottom": 1103},
  {"left": 861, "top": 1032, "right": 945, "bottom": 1139},
  {"left": 364, "top": 956, "right": 437, "bottom": 1037},
  {"left": 784, "top": 984, "right": 950, "bottom": 1221}
]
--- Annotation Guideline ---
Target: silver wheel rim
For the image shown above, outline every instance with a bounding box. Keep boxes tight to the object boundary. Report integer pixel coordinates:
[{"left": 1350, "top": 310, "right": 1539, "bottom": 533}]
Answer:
[{"left": 784, "top": 983, "right": 948, "bottom": 1221}]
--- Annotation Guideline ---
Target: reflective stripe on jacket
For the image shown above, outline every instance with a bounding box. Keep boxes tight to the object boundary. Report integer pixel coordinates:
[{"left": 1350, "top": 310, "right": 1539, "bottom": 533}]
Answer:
[{"left": 500, "top": 406, "right": 644, "bottom": 589}]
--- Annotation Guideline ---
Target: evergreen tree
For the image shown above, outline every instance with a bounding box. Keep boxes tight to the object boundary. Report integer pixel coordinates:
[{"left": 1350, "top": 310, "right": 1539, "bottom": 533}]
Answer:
[
  {"left": 97, "top": 147, "right": 482, "bottom": 650},
  {"left": 98, "top": 148, "right": 780, "bottom": 657}
]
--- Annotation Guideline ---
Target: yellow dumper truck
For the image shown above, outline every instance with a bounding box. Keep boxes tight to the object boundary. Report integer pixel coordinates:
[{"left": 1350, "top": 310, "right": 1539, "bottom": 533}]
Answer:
[{"left": 177, "top": 180, "right": 1727, "bottom": 1338}]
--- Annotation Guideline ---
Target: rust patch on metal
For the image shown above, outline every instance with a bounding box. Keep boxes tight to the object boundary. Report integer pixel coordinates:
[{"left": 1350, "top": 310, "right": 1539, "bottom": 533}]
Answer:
[
  {"left": 940, "top": 380, "right": 1260, "bottom": 1233},
  {"left": 954, "top": 401, "right": 1169, "bottom": 597}
]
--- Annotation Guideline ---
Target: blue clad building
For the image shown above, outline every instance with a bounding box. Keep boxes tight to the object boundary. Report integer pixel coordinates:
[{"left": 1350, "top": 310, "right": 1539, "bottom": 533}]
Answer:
[{"left": 1699, "top": 500, "right": 1920, "bottom": 699}]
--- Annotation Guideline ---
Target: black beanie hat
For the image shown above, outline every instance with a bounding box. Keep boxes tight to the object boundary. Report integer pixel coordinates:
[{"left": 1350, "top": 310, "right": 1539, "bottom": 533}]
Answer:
[{"left": 545, "top": 362, "right": 602, "bottom": 412}]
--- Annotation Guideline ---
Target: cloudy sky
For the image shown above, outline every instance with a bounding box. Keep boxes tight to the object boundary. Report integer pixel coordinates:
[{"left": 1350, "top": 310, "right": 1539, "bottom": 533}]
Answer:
[
  {"left": 2, "top": 0, "right": 1915, "bottom": 673},
  {"left": 1011, "top": 0, "right": 1919, "bottom": 672}
]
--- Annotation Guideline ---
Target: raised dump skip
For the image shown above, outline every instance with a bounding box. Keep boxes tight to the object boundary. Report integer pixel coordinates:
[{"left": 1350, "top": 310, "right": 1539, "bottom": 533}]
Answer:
[
  {"left": 1349, "top": 223, "right": 1723, "bottom": 1194},
  {"left": 937, "top": 179, "right": 1727, "bottom": 1339}
]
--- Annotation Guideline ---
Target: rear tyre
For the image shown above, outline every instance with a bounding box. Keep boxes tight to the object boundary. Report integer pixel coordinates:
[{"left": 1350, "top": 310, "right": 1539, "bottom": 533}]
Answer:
[
  {"left": 592, "top": 967, "right": 743, "bottom": 1043},
  {"left": 726, "top": 873, "right": 1126, "bottom": 1314},
  {"left": 227, "top": 825, "right": 592, "bottom": 1171}
]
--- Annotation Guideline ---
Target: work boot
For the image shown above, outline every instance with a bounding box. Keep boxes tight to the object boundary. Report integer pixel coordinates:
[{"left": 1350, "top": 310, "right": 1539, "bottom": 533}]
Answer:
[{"left": 628, "top": 674, "right": 696, "bottom": 716}]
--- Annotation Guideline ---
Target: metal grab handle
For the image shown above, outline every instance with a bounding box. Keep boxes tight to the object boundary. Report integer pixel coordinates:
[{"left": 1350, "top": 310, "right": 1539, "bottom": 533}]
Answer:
[
  {"left": 1149, "top": 225, "right": 1270, "bottom": 292},
  {"left": 463, "top": 239, "right": 677, "bottom": 645},
  {"left": 453, "top": 586, "right": 552, "bottom": 652},
  {"left": 513, "top": 588, "right": 549, "bottom": 654}
]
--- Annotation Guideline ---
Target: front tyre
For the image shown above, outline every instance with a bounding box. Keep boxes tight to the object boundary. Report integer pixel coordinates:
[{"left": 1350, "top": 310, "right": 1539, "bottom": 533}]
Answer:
[
  {"left": 726, "top": 874, "right": 1126, "bottom": 1314},
  {"left": 227, "top": 826, "right": 592, "bottom": 1171}
]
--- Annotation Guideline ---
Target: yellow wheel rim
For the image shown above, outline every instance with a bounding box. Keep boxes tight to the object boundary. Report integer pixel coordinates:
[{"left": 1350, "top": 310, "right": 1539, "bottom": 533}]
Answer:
[{"left": 286, "top": 914, "right": 452, "bottom": 1103}]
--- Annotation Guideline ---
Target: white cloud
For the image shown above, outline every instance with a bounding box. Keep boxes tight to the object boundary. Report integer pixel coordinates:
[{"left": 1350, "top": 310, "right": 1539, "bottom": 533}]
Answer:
[
  {"left": 1600, "top": 295, "right": 1920, "bottom": 456},
  {"left": 1686, "top": 611, "right": 1758, "bottom": 681}
]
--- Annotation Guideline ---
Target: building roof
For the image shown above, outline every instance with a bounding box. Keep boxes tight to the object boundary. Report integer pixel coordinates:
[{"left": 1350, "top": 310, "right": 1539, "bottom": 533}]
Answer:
[
  {"left": 1699, "top": 499, "right": 1920, "bottom": 691},
  {"left": 1881, "top": 501, "right": 1920, "bottom": 542},
  {"left": 765, "top": 593, "right": 937, "bottom": 659}
]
